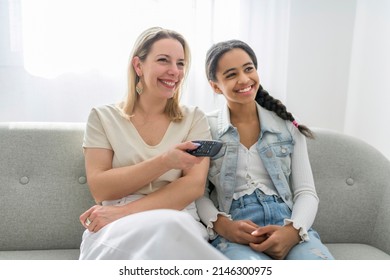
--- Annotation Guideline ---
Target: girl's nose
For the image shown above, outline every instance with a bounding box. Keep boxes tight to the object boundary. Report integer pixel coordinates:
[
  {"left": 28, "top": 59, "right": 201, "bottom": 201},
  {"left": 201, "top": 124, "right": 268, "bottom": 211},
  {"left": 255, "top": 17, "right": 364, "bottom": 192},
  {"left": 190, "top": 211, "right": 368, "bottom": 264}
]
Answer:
[{"left": 238, "top": 73, "right": 250, "bottom": 84}]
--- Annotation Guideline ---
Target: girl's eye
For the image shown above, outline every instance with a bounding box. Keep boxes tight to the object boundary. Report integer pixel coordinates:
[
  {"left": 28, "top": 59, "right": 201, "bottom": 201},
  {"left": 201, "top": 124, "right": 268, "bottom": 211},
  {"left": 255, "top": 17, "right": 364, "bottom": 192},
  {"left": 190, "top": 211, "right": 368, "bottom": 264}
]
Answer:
[
  {"left": 245, "top": 66, "right": 254, "bottom": 72},
  {"left": 177, "top": 62, "right": 185, "bottom": 68},
  {"left": 225, "top": 73, "right": 236, "bottom": 79}
]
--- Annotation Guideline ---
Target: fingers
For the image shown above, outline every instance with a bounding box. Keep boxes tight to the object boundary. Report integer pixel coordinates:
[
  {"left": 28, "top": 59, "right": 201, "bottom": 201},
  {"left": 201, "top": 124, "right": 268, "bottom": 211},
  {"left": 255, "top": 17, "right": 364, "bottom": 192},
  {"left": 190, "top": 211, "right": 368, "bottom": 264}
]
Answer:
[
  {"left": 249, "top": 232, "right": 275, "bottom": 253},
  {"left": 224, "top": 220, "right": 264, "bottom": 244},
  {"left": 79, "top": 207, "right": 93, "bottom": 228},
  {"left": 177, "top": 141, "right": 201, "bottom": 151},
  {"left": 249, "top": 240, "right": 287, "bottom": 260},
  {"left": 85, "top": 217, "right": 92, "bottom": 227},
  {"left": 250, "top": 226, "right": 295, "bottom": 260},
  {"left": 251, "top": 224, "right": 279, "bottom": 237},
  {"left": 249, "top": 241, "right": 269, "bottom": 253},
  {"left": 79, "top": 205, "right": 100, "bottom": 231},
  {"left": 246, "top": 220, "right": 260, "bottom": 229},
  {"left": 165, "top": 141, "right": 205, "bottom": 170}
]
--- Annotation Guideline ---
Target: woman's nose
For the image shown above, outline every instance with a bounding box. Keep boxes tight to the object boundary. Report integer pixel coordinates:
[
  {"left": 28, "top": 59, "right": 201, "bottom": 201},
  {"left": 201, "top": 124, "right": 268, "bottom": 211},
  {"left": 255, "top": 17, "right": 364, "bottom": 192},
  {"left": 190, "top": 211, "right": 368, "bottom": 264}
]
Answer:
[{"left": 168, "top": 63, "right": 180, "bottom": 76}]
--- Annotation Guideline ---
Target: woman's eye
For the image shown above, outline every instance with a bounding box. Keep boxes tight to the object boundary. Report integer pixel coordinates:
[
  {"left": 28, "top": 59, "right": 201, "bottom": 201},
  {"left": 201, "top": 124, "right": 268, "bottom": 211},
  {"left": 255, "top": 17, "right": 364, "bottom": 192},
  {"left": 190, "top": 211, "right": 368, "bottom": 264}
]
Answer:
[
  {"left": 158, "top": 58, "right": 168, "bottom": 62},
  {"left": 245, "top": 66, "right": 254, "bottom": 72}
]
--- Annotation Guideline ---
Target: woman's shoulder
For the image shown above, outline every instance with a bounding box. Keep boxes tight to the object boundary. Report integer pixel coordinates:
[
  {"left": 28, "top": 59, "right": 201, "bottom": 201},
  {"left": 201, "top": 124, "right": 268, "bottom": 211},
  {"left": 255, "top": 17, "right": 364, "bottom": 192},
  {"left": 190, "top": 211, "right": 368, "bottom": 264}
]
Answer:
[
  {"left": 91, "top": 103, "right": 119, "bottom": 114},
  {"left": 87, "top": 103, "right": 125, "bottom": 124},
  {"left": 89, "top": 103, "right": 123, "bottom": 118}
]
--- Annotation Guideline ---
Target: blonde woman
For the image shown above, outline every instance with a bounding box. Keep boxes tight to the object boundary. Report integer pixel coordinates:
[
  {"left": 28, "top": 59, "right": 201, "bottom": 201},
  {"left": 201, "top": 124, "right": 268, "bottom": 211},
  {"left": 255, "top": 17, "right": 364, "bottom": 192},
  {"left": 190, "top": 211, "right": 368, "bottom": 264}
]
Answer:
[{"left": 78, "top": 27, "right": 226, "bottom": 260}]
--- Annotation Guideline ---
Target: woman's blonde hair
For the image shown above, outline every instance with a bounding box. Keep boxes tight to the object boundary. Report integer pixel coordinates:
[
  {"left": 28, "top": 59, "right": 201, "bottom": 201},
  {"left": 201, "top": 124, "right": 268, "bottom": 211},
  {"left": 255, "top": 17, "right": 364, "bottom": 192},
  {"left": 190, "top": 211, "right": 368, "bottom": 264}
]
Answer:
[{"left": 120, "top": 27, "right": 191, "bottom": 122}]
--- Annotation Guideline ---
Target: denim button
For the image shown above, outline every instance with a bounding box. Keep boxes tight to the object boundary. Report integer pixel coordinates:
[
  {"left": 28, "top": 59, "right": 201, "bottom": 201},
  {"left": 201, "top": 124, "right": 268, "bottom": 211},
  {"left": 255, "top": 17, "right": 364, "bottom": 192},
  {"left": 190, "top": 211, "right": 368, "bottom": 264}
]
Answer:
[
  {"left": 346, "top": 177, "right": 354, "bottom": 186},
  {"left": 281, "top": 148, "right": 287, "bottom": 153}
]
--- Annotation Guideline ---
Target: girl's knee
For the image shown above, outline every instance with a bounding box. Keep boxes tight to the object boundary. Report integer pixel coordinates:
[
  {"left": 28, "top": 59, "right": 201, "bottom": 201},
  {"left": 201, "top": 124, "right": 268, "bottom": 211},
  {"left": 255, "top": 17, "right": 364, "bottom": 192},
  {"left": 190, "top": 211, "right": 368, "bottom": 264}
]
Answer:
[{"left": 287, "top": 242, "right": 334, "bottom": 260}]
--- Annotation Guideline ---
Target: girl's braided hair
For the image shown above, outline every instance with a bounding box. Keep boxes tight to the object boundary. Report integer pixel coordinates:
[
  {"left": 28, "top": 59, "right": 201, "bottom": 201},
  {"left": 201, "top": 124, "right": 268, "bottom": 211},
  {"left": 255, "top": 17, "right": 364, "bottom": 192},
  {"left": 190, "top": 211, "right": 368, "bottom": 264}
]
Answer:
[
  {"left": 255, "top": 85, "right": 314, "bottom": 139},
  {"left": 205, "top": 39, "right": 314, "bottom": 139}
]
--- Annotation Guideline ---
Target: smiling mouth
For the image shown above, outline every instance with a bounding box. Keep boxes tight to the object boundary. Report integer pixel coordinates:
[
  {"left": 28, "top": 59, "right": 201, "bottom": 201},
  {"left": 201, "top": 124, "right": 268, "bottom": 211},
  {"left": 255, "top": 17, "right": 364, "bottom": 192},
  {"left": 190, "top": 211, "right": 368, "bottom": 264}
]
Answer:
[
  {"left": 160, "top": 80, "right": 176, "bottom": 88},
  {"left": 236, "top": 85, "right": 253, "bottom": 94}
]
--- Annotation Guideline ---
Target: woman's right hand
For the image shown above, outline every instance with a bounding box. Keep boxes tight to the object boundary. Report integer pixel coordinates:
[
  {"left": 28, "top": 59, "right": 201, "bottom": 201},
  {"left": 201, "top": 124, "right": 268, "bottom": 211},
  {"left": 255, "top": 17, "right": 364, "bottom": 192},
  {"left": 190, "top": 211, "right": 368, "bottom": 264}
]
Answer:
[
  {"left": 213, "top": 215, "right": 267, "bottom": 244},
  {"left": 80, "top": 204, "right": 127, "bottom": 233},
  {"left": 163, "top": 141, "right": 204, "bottom": 171}
]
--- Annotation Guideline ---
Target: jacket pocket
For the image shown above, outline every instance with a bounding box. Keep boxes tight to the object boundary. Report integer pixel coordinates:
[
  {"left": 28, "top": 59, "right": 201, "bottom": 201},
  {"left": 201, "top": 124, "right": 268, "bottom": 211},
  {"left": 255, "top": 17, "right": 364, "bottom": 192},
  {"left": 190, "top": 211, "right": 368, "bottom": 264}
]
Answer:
[{"left": 272, "top": 143, "right": 293, "bottom": 177}]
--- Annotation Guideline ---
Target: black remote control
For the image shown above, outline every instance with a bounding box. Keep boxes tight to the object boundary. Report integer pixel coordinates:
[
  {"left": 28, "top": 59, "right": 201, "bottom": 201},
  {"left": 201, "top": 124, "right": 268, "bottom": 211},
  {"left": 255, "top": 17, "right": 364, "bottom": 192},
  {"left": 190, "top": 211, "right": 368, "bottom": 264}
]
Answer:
[{"left": 186, "top": 140, "right": 224, "bottom": 157}]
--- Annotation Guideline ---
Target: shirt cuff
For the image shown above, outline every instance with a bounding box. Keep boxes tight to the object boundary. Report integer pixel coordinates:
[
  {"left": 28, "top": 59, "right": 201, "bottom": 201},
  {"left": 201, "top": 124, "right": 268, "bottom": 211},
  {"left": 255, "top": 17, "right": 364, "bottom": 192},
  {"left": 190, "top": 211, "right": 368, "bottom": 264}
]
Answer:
[
  {"left": 284, "top": 218, "right": 309, "bottom": 242},
  {"left": 206, "top": 211, "right": 231, "bottom": 240}
]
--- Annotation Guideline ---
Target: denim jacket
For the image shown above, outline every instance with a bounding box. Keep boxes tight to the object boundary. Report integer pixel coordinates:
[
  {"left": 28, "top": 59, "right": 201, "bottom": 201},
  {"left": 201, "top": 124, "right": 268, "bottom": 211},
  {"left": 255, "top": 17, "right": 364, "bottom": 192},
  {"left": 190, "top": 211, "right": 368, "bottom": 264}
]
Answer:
[
  {"left": 196, "top": 103, "right": 318, "bottom": 240},
  {"left": 205, "top": 103, "right": 295, "bottom": 214}
]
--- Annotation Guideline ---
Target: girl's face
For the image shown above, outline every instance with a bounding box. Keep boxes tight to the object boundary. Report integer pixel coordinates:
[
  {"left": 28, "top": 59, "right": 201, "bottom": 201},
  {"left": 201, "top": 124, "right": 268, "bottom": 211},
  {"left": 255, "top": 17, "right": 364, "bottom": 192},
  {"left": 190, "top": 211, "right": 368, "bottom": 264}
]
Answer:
[
  {"left": 211, "top": 48, "right": 259, "bottom": 106},
  {"left": 133, "top": 38, "right": 185, "bottom": 99}
]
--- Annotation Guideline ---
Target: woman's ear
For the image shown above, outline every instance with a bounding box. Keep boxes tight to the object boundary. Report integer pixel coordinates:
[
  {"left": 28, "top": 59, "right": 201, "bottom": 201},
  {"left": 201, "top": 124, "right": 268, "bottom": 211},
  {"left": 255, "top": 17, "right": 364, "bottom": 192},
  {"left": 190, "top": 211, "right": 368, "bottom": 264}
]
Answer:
[
  {"left": 209, "top": 80, "right": 222, "bottom": 94},
  {"left": 132, "top": 56, "right": 142, "bottom": 77}
]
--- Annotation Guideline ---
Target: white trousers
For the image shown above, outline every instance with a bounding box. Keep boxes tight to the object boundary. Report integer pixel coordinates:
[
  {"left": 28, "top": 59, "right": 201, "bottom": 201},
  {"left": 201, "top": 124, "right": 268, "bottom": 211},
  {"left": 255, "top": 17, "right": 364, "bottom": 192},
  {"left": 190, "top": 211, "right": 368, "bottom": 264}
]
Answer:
[{"left": 79, "top": 209, "right": 227, "bottom": 260}]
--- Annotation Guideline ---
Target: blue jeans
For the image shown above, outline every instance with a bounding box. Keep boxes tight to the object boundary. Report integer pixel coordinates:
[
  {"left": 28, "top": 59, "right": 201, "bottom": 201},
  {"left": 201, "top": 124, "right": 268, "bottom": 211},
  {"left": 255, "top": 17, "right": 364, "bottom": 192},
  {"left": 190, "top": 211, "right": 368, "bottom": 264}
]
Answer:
[{"left": 211, "top": 189, "right": 334, "bottom": 260}]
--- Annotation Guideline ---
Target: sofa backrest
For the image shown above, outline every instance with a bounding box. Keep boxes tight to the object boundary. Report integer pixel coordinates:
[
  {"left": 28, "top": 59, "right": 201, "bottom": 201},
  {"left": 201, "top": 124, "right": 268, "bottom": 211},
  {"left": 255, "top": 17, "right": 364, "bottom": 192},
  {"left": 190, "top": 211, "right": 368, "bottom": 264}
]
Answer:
[
  {"left": 308, "top": 128, "right": 390, "bottom": 251},
  {"left": 0, "top": 122, "right": 95, "bottom": 251},
  {"left": 1, "top": 123, "right": 389, "bottom": 254}
]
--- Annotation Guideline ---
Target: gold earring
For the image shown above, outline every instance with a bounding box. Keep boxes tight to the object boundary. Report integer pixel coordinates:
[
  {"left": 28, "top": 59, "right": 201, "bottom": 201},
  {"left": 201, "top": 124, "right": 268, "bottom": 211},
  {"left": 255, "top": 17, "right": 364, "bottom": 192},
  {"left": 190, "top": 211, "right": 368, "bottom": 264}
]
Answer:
[{"left": 136, "top": 80, "right": 143, "bottom": 95}]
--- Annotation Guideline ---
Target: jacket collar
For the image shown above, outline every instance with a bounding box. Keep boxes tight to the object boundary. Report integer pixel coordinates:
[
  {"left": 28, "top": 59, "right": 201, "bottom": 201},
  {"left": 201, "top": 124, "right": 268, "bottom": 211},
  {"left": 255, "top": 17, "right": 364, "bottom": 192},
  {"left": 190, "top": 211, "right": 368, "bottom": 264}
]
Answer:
[{"left": 217, "top": 102, "right": 283, "bottom": 138}]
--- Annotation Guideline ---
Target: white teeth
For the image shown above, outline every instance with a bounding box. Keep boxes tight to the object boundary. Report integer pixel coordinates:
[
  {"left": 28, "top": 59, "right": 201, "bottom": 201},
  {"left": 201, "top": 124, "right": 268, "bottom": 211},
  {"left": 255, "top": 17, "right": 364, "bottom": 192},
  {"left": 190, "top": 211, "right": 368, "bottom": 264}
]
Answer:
[
  {"left": 238, "top": 86, "right": 251, "bottom": 93},
  {"left": 161, "top": 80, "right": 175, "bottom": 86}
]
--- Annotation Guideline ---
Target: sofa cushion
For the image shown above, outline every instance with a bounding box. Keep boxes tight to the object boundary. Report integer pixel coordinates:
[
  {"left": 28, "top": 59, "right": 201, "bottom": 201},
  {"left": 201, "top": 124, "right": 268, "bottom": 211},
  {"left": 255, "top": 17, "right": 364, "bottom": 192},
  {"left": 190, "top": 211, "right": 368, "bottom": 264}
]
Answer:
[
  {"left": 0, "top": 249, "right": 80, "bottom": 260},
  {"left": 325, "top": 244, "right": 390, "bottom": 260},
  {"left": 308, "top": 128, "right": 390, "bottom": 256},
  {"left": 0, "top": 123, "right": 95, "bottom": 253}
]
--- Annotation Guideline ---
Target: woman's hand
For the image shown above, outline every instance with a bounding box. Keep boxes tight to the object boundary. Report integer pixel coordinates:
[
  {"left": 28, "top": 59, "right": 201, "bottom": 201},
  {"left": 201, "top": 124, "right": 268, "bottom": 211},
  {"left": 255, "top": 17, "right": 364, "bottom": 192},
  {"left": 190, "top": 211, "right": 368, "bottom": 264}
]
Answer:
[
  {"left": 80, "top": 205, "right": 127, "bottom": 233},
  {"left": 163, "top": 141, "right": 204, "bottom": 171},
  {"left": 249, "top": 224, "right": 301, "bottom": 259},
  {"left": 213, "top": 215, "right": 267, "bottom": 244}
]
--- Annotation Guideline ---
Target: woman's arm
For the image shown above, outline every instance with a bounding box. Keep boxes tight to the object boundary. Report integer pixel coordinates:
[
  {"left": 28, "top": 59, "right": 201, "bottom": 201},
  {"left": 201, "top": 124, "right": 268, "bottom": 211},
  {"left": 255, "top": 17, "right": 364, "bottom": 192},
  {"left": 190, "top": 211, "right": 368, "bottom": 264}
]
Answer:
[
  {"left": 81, "top": 153, "right": 209, "bottom": 232},
  {"left": 85, "top": 141, "right": 204, "bottom": 203}
]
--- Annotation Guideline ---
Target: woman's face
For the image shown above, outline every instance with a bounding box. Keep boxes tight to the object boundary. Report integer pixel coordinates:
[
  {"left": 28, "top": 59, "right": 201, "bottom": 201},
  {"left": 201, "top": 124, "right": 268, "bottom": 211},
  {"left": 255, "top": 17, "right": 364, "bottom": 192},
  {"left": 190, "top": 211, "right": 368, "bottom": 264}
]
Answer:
[
  {"left": 135, "top": 38, "right": 185, "bottom": 99},
  {"left": 211, "top": 48, "right": 259, "bottom": 106}
]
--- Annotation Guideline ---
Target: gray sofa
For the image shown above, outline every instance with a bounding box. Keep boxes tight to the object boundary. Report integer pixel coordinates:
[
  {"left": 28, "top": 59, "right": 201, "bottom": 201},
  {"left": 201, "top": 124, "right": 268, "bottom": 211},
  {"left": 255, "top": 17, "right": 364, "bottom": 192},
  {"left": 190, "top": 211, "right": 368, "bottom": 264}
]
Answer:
[{"left": 0, "top": 123, "right": 389, "bottom": 260}]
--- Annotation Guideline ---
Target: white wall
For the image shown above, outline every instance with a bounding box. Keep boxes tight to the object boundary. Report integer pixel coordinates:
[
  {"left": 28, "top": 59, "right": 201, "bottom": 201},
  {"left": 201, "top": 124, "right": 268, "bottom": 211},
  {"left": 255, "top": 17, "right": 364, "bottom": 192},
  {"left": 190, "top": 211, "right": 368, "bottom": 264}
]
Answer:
[
  {"left": 284, "top": 0, "right": 390, "bottom": 159},
  {"left": 1, "top": 0, "right": 389, "bottom": 159},
  {"left": 344, "top": 0, "right": 390, "bottom": 160},
  {"left": 285, "top": 0, "right": 357, "bottom": 132}
]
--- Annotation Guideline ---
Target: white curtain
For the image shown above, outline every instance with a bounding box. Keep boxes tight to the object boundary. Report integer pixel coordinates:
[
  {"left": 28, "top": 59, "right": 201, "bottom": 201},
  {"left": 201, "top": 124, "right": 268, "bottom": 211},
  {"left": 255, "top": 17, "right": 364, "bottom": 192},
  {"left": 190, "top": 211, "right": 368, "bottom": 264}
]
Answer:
[
  {"left": 344, "top": 0, "right": 390, "bottom": 160},
  {"left": 1, "top": 0, "right": 289, "bottom": 120},
  {"left": 1, "top": 0, "right": 389, "bottom": 159}
]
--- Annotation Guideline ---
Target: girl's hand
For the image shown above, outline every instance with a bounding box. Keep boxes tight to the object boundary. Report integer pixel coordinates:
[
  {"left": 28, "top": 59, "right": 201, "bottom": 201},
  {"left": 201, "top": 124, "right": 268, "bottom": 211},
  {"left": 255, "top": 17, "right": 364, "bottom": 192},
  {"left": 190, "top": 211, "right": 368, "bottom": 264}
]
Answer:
[
  {"left": 214, "top": 215, "right": 267, "bottom": 244},
  {"left": 79, "top": 204, "right": 127, "bottom": 233},
  {"left": 249, "top": 224, "right": 301, "bottom": 259}
]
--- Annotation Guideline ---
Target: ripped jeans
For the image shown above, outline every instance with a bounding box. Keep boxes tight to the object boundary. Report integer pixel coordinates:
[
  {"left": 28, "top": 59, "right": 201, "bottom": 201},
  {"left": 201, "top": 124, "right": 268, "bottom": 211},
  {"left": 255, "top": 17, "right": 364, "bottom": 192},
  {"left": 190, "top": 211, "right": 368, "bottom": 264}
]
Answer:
[{"left": 211, "top": 189, "right": 334, "bottom": 260}]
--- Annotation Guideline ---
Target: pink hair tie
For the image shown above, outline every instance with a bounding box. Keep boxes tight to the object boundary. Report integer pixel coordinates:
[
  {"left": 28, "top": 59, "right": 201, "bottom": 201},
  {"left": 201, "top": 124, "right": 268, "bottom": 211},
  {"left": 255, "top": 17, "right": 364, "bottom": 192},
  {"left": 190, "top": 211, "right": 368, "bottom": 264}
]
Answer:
[{"left": 292, "top": 120, "right": 299, "bottom": 128}]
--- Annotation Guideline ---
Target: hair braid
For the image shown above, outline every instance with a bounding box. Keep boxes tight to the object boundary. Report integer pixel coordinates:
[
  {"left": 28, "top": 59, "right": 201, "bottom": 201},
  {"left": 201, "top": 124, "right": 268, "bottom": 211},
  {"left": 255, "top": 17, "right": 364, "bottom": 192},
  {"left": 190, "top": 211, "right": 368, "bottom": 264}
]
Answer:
[{"left": 255, "top": 85, "right": 315, "bottom": 139}]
